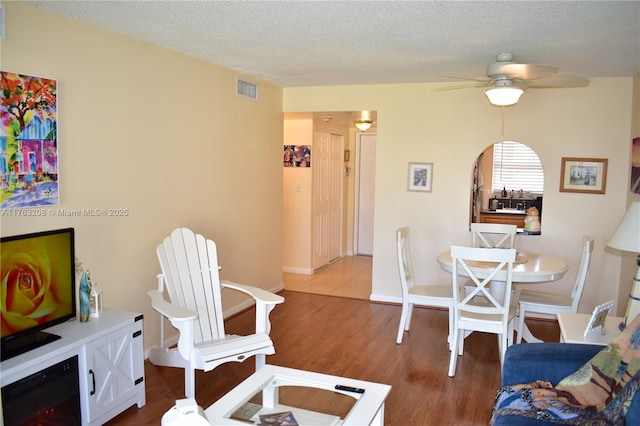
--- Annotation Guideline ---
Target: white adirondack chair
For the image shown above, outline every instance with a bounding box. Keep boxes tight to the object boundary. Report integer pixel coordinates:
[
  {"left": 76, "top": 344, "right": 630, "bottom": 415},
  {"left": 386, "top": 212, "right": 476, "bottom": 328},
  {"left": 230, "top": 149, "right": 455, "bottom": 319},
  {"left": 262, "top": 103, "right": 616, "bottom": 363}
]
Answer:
[{"left": 147, "top": 228, "right": 284, "bottom": 398}]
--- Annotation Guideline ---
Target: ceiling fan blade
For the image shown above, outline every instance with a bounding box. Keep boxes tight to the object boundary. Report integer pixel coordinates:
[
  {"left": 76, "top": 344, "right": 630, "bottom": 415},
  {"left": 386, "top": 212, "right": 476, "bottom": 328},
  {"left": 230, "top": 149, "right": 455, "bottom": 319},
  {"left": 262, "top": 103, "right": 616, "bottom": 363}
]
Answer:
[
  {"left": 438, "top": 72, "right": 492, "bottom": 83},
  {"left": 490, "top": 63, "right": 558, "bottom": 81},
  {"left": 437, "top": 53, "right": 587, "bottom": 96},
  {"left": 522, "top": 73, "right": 590, "bottom": 88},
  {"left": 432, "top": 81, "right": 494, "bottom": 92}
]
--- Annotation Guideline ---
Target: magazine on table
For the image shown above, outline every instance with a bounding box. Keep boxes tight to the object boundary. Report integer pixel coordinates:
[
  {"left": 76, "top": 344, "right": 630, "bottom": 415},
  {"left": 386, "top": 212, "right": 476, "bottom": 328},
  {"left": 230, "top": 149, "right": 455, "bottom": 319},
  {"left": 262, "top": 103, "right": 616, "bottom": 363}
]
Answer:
[{"left": 258, "top": 411, "right": 299, "bottom": 425}]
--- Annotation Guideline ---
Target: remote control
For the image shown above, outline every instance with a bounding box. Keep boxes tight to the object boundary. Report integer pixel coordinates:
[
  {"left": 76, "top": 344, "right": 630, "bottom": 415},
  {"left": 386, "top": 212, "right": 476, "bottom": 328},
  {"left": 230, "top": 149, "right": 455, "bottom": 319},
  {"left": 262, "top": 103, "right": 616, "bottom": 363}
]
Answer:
[{"left": 335, "top": 384, "right": 365, "bottom": 394}]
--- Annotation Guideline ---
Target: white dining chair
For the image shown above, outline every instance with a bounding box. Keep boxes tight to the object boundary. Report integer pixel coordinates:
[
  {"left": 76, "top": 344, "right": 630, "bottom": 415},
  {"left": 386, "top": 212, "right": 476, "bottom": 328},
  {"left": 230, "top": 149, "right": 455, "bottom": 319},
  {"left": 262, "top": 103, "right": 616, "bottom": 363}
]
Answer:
[
  {"left": 396, "top": 227, "right": 453, "bottom": 345},
  {"left": 470, "top": 223, "right": 517, "bottom": 248},
  {"left": 448, "top": 245, "right": 516, "bottom": 377},
  {"left": 466, "top": 223, "right": 517, "bottom": 298},
  {"left": 516, "top": 236, "right": 594, "bottom": 343}
]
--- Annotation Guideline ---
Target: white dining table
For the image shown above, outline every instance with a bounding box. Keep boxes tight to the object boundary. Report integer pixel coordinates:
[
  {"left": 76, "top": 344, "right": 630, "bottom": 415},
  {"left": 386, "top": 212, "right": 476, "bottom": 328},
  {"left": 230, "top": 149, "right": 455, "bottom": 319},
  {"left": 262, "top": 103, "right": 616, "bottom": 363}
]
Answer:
[{"left": 437, "top": 250, "right": 569, "bottom": 343}]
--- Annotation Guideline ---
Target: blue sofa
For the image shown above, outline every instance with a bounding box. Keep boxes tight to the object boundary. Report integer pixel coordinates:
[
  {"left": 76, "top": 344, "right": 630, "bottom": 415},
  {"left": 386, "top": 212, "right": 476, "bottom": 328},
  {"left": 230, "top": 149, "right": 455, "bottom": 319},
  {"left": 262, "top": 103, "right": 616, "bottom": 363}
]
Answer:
[{"left": 492, "top": 343, "right": 640, "bottom": 425}]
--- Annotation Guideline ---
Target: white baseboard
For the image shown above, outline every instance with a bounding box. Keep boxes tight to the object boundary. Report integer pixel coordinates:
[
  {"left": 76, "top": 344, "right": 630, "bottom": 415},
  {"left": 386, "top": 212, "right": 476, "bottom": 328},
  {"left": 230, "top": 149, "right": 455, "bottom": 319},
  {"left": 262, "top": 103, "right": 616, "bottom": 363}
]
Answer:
[
  {"left": 370, "top": 293, "right": 401, "bottom": 304},
  {"left": 282, "top": 266, "right": 313, "bottom": 274}
]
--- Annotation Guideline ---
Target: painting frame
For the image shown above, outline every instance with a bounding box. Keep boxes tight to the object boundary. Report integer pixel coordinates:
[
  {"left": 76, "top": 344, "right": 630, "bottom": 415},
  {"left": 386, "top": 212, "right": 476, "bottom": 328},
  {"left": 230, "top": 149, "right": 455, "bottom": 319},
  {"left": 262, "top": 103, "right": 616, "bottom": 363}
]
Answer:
[
  {"left": 283, "top": 145, "right": 311, "bottom": 168},
  {"left": 631, "top": 137, "right": 640, "bottom": 194},
  {"left": 1, "top": 71, "right": 59, "bottom": 209},
  {"left": 584, "top": 300, "right": 614, "bottom": 337},
  {"left": 407, "top": 162, "right": 433, "bottom": 193},
  {"left": 560, "top": 157, "right": 608, "bottom": 194}
]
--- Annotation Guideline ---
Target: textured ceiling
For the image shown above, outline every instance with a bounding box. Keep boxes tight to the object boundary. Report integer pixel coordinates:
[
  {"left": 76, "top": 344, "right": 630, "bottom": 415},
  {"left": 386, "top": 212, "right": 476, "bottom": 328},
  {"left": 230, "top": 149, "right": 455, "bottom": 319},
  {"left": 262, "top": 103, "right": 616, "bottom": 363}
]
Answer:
[{"left": 27, "top": 1, "right": 640, "bottom": 88}]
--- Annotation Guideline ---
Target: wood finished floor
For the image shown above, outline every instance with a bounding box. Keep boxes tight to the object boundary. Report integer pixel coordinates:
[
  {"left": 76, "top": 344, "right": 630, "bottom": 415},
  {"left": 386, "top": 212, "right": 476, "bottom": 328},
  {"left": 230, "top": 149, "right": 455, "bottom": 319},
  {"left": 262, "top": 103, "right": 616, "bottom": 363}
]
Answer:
[
  {"left": 108, "top": 257, "right": 559, "bottom": 425},
  {"left": 282, "top": 255, "right": 373, "bottom": 300}
]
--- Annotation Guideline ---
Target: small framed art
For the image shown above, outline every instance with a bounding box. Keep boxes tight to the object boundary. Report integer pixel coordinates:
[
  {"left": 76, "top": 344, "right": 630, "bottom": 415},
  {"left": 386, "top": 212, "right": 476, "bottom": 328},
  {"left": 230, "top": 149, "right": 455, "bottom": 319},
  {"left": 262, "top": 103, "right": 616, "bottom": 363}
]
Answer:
[
  {"left": 408, "top": 162, "right": 433, "bottom": 192},
  {"left": 584, "top": 300, "right": 615, "bottom": 337},
  {"left": 560, "top": 157, "right": 608, "bottom": 194}
]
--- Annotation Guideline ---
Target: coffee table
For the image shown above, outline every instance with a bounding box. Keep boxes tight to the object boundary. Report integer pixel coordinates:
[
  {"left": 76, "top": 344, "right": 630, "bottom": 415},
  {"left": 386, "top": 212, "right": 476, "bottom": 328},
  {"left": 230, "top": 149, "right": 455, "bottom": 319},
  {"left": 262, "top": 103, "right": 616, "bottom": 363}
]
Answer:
[
  {"left": 557, "top": 312, "right": 624, "bottom": 345},
  {"left": 204, "top": 364, "right": 391, "bottom": 425}
]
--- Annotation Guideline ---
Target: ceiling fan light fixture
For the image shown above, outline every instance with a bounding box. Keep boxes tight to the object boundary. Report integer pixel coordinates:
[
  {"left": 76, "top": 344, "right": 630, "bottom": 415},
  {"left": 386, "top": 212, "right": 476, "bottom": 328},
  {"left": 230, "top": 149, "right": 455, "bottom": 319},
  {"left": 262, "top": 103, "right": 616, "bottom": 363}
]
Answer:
[
  {"left": 485, "top": 86, "right": 524, "bottom": 106},
  {"left": 354, "top": 119, "right": 373, "bottom": 131}
]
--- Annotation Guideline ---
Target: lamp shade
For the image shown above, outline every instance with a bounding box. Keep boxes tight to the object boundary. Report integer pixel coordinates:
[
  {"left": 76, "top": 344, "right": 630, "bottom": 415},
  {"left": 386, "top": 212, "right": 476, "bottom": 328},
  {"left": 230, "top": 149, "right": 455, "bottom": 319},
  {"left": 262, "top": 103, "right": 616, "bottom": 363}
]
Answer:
[
  {"left": 485, "top": 87, "right": 523, "bottom": 106},
  {"left": 354, "top": 120, "right": 373, "bottom": 131},
  {"left": 608, "top": 201, "right": 640, "bottom": 253}
]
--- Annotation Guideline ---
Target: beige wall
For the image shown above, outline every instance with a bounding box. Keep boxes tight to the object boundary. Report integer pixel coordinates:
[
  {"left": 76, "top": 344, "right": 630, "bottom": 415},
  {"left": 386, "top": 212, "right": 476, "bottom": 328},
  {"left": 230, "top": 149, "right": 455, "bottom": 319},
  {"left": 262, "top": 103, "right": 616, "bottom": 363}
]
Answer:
[
  {"left": 619, "top": 74, "right": 640, "bottom": 312},
  {"left": 1, "top": 2, "right": 284, "bottom": 351},
  {"left": 3, "top": 2, "right": 638, "bottom": 348},
  {"left": 283, "top": 119, "right": 314, "bottom": 272},
  {"left": 284, "top": 77, "right": 636, "bottom": 316},
  {"left": 283, "top": 116, "right": 354, "bottom": 272}
]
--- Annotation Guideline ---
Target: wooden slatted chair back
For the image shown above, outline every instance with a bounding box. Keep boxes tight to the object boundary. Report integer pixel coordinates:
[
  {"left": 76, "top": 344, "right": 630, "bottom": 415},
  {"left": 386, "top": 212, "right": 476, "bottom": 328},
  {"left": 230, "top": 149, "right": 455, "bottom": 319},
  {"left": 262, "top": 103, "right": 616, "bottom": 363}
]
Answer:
[{"left": 157, "top": 227, "right": 225, "bottom": 344}]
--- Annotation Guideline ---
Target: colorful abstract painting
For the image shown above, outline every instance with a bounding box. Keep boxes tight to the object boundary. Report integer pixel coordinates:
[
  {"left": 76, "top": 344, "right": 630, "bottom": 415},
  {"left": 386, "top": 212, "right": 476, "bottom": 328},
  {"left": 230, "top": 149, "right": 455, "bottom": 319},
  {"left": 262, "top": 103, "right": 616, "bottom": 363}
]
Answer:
[
  {"left": 283, "top": 145, "right": 311, "bottom": 167},
  {"left": 0, "top": 71, "right": 58, "bottom": 209},
  {"left": 632, "top": 137, "right": 640, "bottom": 194}
]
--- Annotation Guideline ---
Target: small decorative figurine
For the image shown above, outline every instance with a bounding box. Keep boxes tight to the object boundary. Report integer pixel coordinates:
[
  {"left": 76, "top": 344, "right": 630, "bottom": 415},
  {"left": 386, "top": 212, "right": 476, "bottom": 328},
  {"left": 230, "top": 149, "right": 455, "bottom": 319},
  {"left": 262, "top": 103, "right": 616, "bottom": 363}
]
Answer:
[
  {"left": 79, "top": 269, "right": 91, "bottom": 322},
  {"left": 524, "top": 206, "right": 541, "bottom": 233},
  {"left": 90, "top": 280, "right": 103, "bottom": 318}
]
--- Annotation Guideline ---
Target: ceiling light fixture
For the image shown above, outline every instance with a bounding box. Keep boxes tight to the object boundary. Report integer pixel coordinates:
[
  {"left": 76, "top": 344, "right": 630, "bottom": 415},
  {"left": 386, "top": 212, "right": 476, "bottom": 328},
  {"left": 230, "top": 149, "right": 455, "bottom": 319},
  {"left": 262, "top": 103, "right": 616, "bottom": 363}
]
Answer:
[
  {"left": 485, "top": 80, "right": 523, "bottom": 106},
  {"left": 485, "top": 87, "right": 523, "bottom": 106},
  {"left": 354, "top": 119, "right": 373, "bottom": 131}
]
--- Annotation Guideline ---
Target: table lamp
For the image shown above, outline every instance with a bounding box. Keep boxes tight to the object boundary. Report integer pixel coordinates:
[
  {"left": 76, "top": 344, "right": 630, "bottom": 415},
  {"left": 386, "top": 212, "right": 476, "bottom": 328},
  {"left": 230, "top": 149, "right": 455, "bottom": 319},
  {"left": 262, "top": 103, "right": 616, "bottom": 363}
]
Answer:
[{"left": 608, "top": 201, "right": 640, "bottom": 330}]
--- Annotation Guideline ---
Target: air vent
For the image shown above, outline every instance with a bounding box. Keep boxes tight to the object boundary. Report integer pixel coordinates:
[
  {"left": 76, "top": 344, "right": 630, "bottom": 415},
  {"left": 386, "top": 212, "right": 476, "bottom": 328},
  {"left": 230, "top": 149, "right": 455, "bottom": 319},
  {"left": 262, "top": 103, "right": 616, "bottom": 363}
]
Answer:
[
  {"left": 237, "top": 78, "right": 258, "bottom": 100},
  {"left": 0, "top": 4, "right": 5, "bottom": 40}
]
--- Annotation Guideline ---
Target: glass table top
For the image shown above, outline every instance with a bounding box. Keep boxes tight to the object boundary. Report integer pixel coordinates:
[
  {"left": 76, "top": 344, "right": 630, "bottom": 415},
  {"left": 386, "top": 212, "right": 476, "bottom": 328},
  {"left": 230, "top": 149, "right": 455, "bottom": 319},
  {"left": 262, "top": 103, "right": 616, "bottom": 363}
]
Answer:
[
  {"left": 227, "top": 384, "right": 357, "bottom": 425},
  {"left": 205, "top": 365, "right": 391, "bottom": 426}
]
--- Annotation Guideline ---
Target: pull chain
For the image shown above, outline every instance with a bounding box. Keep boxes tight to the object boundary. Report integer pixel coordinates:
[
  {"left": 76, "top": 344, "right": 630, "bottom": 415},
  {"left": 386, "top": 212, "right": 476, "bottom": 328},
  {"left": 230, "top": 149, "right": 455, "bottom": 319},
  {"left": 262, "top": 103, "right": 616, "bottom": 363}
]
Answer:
[
  {"left": 499, "top": 106, "right": 505, "bottom": 181},
  {"left": 500, "top": 105, "right": 505, "bottom": 143}
]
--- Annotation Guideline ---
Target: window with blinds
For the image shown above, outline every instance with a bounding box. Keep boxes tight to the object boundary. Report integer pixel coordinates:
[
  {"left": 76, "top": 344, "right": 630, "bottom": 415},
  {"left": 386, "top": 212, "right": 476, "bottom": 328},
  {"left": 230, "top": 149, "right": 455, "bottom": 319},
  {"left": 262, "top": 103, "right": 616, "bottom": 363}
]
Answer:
[{"left": 492, "top": 141, "right": 544, "bottom": 193}]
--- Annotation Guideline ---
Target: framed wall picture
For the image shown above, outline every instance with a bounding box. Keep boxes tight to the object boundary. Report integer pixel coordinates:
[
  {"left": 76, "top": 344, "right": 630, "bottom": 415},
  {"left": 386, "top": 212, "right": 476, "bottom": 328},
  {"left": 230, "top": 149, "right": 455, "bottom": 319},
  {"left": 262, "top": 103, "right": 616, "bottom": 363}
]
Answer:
[
  {"left": 283, "top": 145, "right": 311, "bottom": 167},
  {"left": 1, "top": 71, "right": 59, "bottom": 209},
  {"left": 408, "top": 162, "right": 433, "bottom": 192},
  {"left": 560, "top": 157, "right": 608, "bottom": 194},
  {"left": 631, "top": 137, "right": 640, "bottom": 194},
  {"left": 584, "top": 300, "right": 615, "bottom": 337}
]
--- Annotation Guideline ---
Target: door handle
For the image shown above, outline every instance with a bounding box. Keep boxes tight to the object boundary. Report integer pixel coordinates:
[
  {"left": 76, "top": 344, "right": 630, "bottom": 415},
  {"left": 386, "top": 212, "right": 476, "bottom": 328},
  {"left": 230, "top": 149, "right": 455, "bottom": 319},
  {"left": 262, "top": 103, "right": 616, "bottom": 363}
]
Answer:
[{"left": 89, "top": 369, "right": 95, "bottom": 395}]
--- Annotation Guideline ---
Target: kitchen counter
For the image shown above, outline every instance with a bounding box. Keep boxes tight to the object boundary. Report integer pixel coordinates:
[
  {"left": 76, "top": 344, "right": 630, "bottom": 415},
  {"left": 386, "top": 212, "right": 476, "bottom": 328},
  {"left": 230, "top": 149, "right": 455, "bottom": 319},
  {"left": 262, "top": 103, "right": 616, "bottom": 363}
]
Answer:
[
  {"left": 480, "top": 209, "right": 527, "bottom": 228},
  {"left": 485, "top": 208, "right": 527, "bottom": 215}
]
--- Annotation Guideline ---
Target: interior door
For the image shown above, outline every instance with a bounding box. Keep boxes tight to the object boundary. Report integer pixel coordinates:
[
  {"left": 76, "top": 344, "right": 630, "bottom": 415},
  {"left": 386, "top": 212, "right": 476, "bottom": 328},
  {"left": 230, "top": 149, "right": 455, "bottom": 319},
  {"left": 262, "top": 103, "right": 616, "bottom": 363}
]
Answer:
[
  {"left": 328, "top": 133, "right": 342, "bottom": 262},
  {"left": 356, "top": 133, "right": 376, "bottom": 255},
  {"left": 313, "top": 130, "right": 342, "bottom": 270}
]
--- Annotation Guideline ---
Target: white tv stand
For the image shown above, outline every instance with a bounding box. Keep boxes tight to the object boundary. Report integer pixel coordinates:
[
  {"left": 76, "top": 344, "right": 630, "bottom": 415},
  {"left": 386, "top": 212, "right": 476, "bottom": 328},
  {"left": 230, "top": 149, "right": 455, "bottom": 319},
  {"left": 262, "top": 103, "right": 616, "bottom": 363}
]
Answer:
[{"left": 0, "top": 309, "right": 146, "bottom": 425}]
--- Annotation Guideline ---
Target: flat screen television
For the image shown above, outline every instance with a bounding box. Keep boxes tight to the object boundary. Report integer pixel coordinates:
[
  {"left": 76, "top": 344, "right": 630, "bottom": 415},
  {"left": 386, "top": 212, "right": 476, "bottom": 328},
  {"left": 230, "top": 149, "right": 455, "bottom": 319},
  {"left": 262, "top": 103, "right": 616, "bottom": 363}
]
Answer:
[{"left": 1, "top": 228, "right": 76, "bottom": 361}]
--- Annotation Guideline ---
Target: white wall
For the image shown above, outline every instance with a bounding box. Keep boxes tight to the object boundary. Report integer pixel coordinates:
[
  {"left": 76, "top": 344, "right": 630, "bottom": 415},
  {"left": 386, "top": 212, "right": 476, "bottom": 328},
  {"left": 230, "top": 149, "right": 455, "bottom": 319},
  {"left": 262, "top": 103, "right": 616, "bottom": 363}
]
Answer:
[
  {"left": 1, "top": 2, "right": 284, "bottom": 352},
  {"left": 284, "top": 77, "right": 635, "bottom": 315}
]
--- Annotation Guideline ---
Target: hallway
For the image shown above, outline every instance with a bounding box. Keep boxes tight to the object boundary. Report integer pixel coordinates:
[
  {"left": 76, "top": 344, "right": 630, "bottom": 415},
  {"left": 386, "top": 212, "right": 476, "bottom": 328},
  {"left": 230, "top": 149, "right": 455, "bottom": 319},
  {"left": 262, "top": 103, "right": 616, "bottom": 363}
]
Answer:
[{"left": 282, "top": 255, "right": 372, "bottom": 300}]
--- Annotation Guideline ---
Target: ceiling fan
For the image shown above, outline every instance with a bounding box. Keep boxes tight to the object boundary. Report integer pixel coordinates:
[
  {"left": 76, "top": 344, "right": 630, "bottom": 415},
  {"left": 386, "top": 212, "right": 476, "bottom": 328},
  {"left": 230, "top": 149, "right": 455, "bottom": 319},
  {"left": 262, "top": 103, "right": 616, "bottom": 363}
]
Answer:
[{"left": 436, "top": 52, "right": 589, "bottom": 106}]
